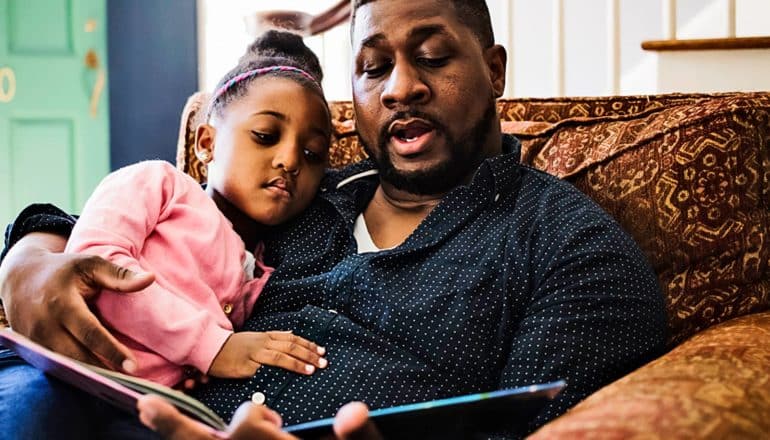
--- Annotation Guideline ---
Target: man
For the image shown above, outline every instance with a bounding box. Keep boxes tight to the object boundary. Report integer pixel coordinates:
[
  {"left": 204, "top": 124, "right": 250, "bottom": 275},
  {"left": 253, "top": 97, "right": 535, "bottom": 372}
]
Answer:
[{"left": 0, "top": 0, "right": 667, "bottom": 438}]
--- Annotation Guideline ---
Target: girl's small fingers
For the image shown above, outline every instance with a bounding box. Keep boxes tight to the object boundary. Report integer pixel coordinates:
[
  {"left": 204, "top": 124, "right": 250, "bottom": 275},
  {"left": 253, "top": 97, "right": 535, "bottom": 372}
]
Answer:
[
  {"left": 265, "top": 340, "right": 328, "bottom": 368},
  {"left": 265, "top": 331, "right": 326, "bottom": 355},
  {"left": 253, "top": 350, "right": 316, "bottom": 375}
]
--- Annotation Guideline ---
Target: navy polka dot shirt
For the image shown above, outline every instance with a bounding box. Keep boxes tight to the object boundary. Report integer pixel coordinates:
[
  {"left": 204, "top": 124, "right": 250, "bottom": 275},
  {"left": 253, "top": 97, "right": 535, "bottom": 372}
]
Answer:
[{"left": 2, "top": 135, "right": 667, "bottom": 437}]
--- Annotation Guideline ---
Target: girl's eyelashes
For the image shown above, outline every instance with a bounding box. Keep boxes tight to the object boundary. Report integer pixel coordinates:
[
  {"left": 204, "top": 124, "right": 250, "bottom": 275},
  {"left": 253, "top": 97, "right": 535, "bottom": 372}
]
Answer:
[
  {"left": 303, "top": 143, "right": 329, "bottom": 164},
  {"left": 251, "top": 131, "right": 279, "bottom": 144},
  {"left": 303, "top": 149, "right": 323, "bottom": 163}
]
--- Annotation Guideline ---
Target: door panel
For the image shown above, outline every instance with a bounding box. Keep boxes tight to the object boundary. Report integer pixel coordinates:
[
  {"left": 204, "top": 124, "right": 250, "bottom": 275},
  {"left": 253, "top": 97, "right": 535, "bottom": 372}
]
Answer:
[
  {"left": 0, "top": 0, "right": 109, "bottom": 225},
  {"left": 9, "top": 0, "right": 74, "bottom": 54},
  {"left": 9, "top": 119, "right": 75, "bottom": 211}
]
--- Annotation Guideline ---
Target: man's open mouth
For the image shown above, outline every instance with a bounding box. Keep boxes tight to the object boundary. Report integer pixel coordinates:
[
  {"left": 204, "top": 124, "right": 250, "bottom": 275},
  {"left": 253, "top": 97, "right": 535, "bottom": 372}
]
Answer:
[{"left": 388, "top": 119, "right": 436, "bottom": 156}]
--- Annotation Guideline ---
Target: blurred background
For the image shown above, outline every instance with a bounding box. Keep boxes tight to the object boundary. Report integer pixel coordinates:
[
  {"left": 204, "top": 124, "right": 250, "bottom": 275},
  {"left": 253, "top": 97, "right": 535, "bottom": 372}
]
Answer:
[{"left": 1, "top": 0, "right": 769, "bottom": 224}]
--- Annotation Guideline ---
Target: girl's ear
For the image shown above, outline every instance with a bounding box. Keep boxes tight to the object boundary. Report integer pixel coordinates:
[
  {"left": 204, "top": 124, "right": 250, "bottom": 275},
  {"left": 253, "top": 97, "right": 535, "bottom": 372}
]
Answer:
[{"left": 195, "top": 123, "right": 216, "bottom": 163}]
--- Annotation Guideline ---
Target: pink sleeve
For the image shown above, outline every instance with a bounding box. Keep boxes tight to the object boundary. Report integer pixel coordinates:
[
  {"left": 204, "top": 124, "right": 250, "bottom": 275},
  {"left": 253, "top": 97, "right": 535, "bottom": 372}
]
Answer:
[{"left": 67, "top": 161, "right": 231, "bottom": 373}]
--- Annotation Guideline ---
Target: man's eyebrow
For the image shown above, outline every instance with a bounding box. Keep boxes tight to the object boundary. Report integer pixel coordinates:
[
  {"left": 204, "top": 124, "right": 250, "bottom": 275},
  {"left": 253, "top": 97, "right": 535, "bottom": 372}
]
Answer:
[
  {"left": 408, "top": 24, "right": 451, "bottom": 42},
  {"left": 360, "top": 24, "right": 451, "bottom": 49},
  {"left": 361, "top": 33, "right": 386, "bottom": 48}
]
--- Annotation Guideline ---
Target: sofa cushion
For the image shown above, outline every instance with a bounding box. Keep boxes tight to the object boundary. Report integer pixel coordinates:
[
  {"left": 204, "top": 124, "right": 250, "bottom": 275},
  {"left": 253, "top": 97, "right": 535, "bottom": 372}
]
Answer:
[
  {"left": 528, "top": 310, "right": 770, "bottom": 439},
  {"left": 507, "top": 93, "right": 770, "bottom": 345}
]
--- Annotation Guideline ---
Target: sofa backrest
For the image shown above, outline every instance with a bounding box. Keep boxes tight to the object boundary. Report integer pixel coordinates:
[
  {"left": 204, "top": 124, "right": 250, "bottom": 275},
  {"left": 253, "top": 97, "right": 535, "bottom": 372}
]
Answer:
[{"left": 177, "top": 92, "right": 770, "bottom": 346}]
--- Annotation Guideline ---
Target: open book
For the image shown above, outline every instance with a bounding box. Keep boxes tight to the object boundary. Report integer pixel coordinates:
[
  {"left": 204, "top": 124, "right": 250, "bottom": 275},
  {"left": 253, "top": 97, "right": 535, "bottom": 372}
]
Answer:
[
  {"left": 0, "top": 328, "right": 227, "bottom": 431},
  {"left": 0, "top": 328, "right": 565, "bottom": 438}
]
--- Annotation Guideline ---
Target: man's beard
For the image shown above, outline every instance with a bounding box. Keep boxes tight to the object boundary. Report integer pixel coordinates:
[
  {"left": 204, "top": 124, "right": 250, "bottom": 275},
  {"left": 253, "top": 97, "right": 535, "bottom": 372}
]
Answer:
[{"left": 361, "top": 102, "right": 498, "bottom": 196}]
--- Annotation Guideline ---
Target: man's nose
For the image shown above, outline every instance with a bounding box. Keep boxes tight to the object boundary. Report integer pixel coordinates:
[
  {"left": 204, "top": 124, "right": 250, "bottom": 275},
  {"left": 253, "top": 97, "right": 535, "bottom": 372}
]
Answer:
[
  {"left": 272, "top": 142, "right": 301, "bottom": 175},
  {"left": 380, "top": 60, "right": 430, "bottom": 108}
]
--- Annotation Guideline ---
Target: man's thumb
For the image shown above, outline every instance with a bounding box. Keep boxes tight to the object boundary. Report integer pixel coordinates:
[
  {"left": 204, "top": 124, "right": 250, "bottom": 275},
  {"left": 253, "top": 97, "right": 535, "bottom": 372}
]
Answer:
[
  {"left": 333, "top": 402, "right": 382, "bottom": 440},
  {"left": 87, "top": 258, "right": 155, "bottom": 293}
]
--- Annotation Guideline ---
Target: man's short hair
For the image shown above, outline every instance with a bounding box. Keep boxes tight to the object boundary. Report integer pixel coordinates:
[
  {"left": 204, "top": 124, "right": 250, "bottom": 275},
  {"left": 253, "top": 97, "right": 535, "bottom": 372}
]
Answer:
[{"left": 351, "top": 0, "right": 495, "bottom": 48}]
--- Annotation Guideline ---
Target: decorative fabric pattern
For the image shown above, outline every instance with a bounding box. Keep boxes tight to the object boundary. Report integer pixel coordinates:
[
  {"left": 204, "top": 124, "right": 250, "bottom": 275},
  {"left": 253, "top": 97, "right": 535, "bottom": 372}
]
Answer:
[
  {"left": 506, "top": 93, "right": 770, "bottom": 346},
  {"left": 528, "top": 310, "right": 770, "bottom": 439},
  {"left": 176, "top": 91, "right": 209, "bottom": 184}
]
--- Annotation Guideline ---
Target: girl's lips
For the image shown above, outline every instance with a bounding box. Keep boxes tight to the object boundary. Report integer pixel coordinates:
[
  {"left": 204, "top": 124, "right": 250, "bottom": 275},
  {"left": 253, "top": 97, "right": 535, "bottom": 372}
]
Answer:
[
  {"left": 264, "top": 185, "right": 291, "bottom": 198},
  {"left": 264, "top": 177, "right": 292, "bottom": 198}
]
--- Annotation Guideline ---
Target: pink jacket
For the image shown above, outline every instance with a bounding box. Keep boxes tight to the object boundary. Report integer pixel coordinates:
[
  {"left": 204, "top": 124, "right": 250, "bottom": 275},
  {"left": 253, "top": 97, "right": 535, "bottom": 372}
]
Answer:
[{"left": 66, "top": 161, "right": 272, "bottom": 386}]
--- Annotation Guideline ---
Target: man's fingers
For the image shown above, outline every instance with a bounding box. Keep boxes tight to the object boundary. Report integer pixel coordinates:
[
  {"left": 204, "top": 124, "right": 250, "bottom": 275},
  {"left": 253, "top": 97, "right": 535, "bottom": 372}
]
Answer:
[
  {"left": 138, "top": 394, "right": 221, "bottom": 440},
  {"left": 253, "top": 350, "right": 316, "bottom": 375},
  {"left": 60, "top": 300, "right": 137, "bottom": 372},
  {"left": 265, "top": 340, "right": 328, "bottom": 369},
  {"left": 228, "top": 402, "right": 296, "bottom": 440},
  {"left": 333, "top": 402, "right": 382, "bottom": 440},
  {"left": 266, "top": 331, "right": 326, "bottom": 355},
  {"left": 76, "top": 256, "right": 155, "bottom": 295},
  {"left": 47, "top": 331, "right": 108, "bottom": 367}
]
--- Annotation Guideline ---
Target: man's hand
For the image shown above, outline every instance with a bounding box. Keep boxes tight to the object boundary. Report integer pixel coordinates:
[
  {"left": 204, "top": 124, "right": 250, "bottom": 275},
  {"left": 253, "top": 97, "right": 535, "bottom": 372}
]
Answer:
[
  {"left": 0, "top": 232, "right": 154, "bottom": 371},
  {"left": 137, "top": 395, "right": 382, "bottom": 440},
  {"left": 208, "top": 331, "right": 328, "bottom": 378}
]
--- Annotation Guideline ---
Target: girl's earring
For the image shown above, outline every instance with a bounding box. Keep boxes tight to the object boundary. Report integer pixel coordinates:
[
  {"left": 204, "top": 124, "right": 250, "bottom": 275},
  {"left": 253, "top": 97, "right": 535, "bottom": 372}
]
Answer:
[{"left": 197, "top": 151, "right": 211, "bottom": 163}]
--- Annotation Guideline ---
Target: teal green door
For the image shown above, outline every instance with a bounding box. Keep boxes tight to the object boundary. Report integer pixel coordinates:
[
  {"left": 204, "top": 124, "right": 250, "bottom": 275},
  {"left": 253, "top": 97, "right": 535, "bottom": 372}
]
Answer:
[{"left": 0, "top": 0, "right": 109, "bottom": 225}]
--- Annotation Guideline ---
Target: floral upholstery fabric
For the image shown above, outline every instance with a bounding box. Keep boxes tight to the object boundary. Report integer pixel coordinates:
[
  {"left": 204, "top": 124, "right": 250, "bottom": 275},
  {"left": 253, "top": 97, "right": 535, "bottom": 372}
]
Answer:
[
  {"left": 528, "top": 310, "right": 770, "bottom": 439},
  {"left": 176, "top": 92, "right": 210, "bottom": 184},
  {"left": 507, "top": 93, "right": 770, "bottom": 346}
]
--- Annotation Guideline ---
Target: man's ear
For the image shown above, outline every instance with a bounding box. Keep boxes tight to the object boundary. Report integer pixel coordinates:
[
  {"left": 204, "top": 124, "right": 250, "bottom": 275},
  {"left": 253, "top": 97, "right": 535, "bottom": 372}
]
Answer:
[
  {"left": 194, "top": 123, "right": 216, "bottom": 163},
  {"left": 484, "top": 44, "right": 507, "bottom": 98}
]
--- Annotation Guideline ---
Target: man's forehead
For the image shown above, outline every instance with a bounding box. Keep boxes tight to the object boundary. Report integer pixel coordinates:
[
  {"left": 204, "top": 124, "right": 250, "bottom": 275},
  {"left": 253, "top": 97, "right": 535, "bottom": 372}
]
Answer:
[{"left": 352, "top": 0, "right": 459, "bottom": 48}]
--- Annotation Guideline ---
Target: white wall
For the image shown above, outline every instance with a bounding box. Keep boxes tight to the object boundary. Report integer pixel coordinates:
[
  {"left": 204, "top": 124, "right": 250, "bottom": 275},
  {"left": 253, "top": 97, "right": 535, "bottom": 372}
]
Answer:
[
  {"left": 197, "top": 0, "right": 350, "bottom": 99},
  {"left": 200, "top": 0, "right": 770, "bottom": 100}
]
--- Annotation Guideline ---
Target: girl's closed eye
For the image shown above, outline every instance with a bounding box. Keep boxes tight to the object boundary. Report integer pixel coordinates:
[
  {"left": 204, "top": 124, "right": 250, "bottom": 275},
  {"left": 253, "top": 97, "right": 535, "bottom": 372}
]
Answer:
[
  {"left": 303, "top": 147, "right": 325, "bottom": 164},
  {"left": 251, "top": 130, "right": 279, "bottom": 145}
]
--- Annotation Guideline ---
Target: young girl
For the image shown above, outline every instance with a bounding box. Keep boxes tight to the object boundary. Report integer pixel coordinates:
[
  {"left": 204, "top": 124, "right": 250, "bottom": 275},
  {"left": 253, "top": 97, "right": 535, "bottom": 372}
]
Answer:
[{"left": 65, "top": 31, "right": 331, "bottom": 387}]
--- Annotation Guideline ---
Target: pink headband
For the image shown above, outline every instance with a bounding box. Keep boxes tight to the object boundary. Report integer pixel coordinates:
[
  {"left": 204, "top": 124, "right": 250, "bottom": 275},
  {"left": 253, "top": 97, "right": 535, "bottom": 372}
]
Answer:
[{"left": 212, "top": 66, "right": 320, "bottom": 102}]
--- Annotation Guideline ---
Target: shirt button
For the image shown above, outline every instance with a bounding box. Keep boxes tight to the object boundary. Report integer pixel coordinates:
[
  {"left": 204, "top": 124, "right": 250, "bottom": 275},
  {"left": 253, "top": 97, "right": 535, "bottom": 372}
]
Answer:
[
  {"left": 251, "top": 392, "right": 266, "bottom": 405},
  {"left": 223, "top": 303, "right": 233, "bottom": 315},
  {"left": 494, "top": 193, "right": 501, "bottom": 202}
]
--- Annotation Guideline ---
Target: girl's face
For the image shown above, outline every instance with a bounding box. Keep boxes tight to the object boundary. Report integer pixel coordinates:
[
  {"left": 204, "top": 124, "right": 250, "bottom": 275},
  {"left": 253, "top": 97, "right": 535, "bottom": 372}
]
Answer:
[{"left": 198, "top": 76, "right": 331, "bottom": 225}]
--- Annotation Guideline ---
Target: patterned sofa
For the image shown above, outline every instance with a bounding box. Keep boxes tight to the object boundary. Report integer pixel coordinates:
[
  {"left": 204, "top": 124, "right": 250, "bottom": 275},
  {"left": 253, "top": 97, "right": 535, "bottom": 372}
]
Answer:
[{"left": 175, "top": 91, "right": 770, "bottom": 438}]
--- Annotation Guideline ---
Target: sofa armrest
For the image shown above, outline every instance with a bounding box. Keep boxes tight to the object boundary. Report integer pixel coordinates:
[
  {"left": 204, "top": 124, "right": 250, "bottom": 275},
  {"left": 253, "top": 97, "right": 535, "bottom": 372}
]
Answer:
[{"left": 529, "top": 310, "right": 770, "bottom": 439}]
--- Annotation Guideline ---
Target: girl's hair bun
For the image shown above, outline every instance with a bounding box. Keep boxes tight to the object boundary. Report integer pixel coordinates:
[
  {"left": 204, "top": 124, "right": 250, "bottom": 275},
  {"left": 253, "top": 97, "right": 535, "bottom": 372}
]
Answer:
[
  {"left": 240, "top": 30, "right": 323, "bottom": 83},
  {"left": 208, "top": 30, "right": 325, "bottom": 119}
]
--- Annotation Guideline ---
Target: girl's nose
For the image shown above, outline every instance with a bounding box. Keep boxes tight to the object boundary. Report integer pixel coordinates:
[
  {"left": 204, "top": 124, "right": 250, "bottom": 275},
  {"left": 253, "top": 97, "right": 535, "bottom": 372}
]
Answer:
[{"left": 273, "top": 142, "right": 301, "bottom": 175}]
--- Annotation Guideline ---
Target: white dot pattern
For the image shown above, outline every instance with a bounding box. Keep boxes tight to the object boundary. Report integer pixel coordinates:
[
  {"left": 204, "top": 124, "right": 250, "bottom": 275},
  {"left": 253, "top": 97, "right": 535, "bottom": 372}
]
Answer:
[
  {"left": 192, "top": 136, "right": 667, "bottom": 436},
  {"left": 4, "top": 136, "right": 667, "bottom": 437}
]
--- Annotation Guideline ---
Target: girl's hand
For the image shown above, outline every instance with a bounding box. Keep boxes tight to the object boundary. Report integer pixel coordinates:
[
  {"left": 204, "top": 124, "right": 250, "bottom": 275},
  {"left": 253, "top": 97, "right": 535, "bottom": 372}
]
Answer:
[{"left": 208, "top": 331, "right": 327, "bottom": 378}]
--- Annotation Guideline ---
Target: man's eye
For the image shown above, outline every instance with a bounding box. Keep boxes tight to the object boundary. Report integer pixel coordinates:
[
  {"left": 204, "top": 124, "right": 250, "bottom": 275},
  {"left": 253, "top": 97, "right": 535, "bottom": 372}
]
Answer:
[
  {"left": 252, "top": 131, "right": 278, "bottom": 144},
  {"left": 363, "top": 61, "right": 391, "bottom": 78},
  {"left": 417, "top": 56, "right": 449, "bottom": 68}
]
